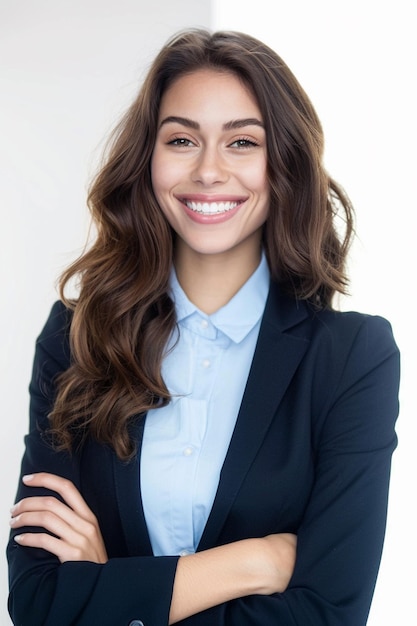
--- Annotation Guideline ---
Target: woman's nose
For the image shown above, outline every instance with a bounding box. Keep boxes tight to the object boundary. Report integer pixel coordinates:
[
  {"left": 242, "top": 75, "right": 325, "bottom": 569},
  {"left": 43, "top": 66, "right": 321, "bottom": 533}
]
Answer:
[{"left": 191, "top": 147, "right": 228, "bottom": 185}]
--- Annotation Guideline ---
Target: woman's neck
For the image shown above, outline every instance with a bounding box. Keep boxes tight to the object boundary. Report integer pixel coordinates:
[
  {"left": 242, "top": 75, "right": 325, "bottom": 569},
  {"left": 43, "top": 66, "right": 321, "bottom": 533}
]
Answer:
[{"left": 174, "top": 242, "right": 263, "bottom": 315}]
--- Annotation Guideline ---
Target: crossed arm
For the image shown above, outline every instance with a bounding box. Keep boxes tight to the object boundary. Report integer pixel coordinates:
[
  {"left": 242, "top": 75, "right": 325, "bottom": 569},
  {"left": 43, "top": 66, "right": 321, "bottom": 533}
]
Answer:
[{"left": 10, "top": 472, "right": 297, "bottom": 624}]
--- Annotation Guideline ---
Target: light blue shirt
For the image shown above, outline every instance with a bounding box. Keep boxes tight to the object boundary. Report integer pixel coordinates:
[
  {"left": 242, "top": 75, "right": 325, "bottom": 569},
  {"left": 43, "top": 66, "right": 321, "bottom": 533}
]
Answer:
[{"left": 140, "top": 255, "right": 270, "bottom": 556}]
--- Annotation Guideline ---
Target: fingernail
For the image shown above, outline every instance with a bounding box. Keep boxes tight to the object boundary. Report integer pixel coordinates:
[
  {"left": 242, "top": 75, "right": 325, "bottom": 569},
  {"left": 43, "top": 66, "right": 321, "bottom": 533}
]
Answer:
[
  {"left": 22, "top": 474, "right": 34, "bottom": 482},
  {"left": 14, "top": 535, "right": 24, "bottom": 543},
  {"left": 10, "top": 504, "right": 18, "bottom": 514}
]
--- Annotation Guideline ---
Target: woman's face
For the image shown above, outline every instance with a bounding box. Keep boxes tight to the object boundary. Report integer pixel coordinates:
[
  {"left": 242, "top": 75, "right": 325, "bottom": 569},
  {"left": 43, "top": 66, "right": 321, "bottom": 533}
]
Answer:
[{"left": 151, "top": 69, "right": 269, "bottom": 263}]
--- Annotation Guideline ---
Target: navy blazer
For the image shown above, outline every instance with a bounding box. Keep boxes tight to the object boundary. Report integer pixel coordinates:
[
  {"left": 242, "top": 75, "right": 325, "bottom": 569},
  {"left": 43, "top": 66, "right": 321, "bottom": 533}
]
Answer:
[{"left": 7, "top": 282, "right": 400, "bottom": 626}]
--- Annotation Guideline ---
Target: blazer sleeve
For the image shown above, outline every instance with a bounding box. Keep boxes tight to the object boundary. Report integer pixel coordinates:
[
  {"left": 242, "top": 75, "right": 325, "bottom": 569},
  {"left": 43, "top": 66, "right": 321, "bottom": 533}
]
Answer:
[
  {"left": 7, "top": 301, "right": 179, "bottom": 626},
  {"left": 175, "top": 314, "right": 400, "bottom": 626}
]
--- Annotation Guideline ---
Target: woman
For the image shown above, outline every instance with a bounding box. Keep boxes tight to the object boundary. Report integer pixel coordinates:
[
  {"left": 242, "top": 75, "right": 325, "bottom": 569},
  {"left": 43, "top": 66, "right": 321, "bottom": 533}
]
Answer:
[{"left": 7, "top": 29, "right": 400, "bottom": 625}]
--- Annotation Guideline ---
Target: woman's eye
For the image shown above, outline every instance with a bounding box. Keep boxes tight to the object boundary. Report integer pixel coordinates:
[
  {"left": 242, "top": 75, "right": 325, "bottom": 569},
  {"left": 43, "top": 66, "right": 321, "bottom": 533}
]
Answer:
[
  {"left": 230, "top": 138, "right": 259, "bottom": 149},
  {"left": 168, "top": 137, "right": 194, "bottom": 147}
]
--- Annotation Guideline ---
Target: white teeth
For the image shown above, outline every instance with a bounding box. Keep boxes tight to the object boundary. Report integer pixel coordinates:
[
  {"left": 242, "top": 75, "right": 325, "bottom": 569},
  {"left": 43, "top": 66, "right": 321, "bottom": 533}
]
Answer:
[{"left": 185, "top": 201, "right": 239, "bottom": 214}]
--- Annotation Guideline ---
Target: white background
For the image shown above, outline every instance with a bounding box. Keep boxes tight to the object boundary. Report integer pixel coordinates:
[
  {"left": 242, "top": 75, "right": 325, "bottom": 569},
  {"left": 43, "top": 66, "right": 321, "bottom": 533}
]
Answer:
[{"left": 1, "top": 0, "right": 416, "bottom": 623}]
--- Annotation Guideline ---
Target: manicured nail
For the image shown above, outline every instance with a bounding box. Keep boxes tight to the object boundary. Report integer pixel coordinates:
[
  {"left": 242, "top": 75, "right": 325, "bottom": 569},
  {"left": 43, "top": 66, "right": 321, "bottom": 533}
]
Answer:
[
  {"left": 14, "top": 535, "right": 24, "bottom": 542},
  {"left": 22, "top": 475, "right": 34, "bottom": 482}
]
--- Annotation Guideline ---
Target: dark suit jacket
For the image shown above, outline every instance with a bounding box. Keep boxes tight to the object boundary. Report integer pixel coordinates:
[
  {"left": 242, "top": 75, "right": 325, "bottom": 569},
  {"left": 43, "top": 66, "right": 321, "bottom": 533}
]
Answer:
[{"left": 7, "top": 282, "right": 400, "bottom": 626}]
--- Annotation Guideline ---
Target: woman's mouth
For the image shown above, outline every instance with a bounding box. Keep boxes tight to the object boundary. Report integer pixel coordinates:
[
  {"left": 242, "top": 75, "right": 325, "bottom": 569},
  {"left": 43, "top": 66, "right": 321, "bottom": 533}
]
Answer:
[{"left": 183, "top": 200, "right": 241, "bottom": 215}]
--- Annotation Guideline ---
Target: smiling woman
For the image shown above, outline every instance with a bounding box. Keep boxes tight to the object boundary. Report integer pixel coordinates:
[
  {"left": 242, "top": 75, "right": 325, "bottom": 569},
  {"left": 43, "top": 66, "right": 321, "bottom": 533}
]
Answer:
[{"left": 7, "top": 29, "right": 399, "bottom": 626}]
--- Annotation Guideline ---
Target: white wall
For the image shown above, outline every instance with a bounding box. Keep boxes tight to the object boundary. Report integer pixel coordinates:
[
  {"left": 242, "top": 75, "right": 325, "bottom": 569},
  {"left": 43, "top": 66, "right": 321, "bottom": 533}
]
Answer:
[
  {"left": 213, "top": 0, "right": 417, "bottom": 624},
  {"left": 0, "top": 1, "right": 211, "bottom": 622}
]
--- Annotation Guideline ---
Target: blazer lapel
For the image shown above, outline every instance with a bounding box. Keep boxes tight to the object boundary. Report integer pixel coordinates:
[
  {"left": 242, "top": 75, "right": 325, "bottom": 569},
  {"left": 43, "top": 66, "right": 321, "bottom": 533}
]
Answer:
[
  {"left": 112, "top": 417, "right": 154, "bottom": 556},
  {"left": 198, "top": 282, "right": 311, "bottom": 550}
]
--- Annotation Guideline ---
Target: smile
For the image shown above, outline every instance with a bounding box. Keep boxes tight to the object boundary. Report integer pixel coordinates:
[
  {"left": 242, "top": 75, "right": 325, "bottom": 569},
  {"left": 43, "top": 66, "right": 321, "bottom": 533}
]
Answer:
[{"left": 183, "top": 200, "right": 242, "bottom": 215}]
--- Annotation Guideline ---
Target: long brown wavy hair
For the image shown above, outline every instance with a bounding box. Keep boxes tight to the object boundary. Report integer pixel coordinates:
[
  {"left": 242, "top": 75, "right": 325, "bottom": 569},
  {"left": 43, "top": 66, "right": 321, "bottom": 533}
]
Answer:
[{"left": 49, "top": 29, "right": 354, "bottom": 459}]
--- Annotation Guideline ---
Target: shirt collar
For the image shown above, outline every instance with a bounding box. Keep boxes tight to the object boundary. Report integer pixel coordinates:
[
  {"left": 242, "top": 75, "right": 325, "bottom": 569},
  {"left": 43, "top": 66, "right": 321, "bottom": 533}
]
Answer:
[{"left": 170, "top": 253, "right": 270, "bottom": 344}]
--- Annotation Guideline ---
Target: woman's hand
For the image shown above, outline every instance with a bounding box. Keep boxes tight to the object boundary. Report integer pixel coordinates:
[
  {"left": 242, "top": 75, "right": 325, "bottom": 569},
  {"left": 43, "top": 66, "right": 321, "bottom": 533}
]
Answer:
[{"left": 9, "top": 472, "right": 108, "bottom": 564}]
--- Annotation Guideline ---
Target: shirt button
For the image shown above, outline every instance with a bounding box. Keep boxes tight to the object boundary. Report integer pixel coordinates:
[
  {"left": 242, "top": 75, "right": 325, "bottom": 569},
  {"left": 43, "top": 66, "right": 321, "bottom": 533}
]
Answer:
[
  {"left": 128, "top": 621, "right": 145, "bottom": 626},
  {"left": 201, "top": 319, "right": 209, "bottom": 329},
  {"left": 202, "top": 359, "right": 211, "bottom": 368},
  {"left": 183, "top": 446, "right": 194, "bottom": 456},
  {"left": 179, "top": 549, "right": 190, "bottom": 556}
]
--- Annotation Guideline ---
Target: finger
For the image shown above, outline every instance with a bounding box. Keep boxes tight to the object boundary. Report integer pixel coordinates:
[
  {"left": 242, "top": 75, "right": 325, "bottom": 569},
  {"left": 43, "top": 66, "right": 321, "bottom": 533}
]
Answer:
[
  {"left": 12, "top": 495, "right": 98, "bottom": 532},
  {"left": 12, "top": 512, "right": 107, "bottom": 564},
  {"left": 14, "top": 532, "right": 84, "bottom": 564},
  {"left": 11, "top": 509, "right": 77, "bottom": 541},
  {"left": 21, "top": 473, "right": 95, "bottom": 522},
  {"left": 10, "top": 502, "right": 101, "bottom": 551},
  {"left": 11, "top": 496, "right": 98, "bottom": 534}
]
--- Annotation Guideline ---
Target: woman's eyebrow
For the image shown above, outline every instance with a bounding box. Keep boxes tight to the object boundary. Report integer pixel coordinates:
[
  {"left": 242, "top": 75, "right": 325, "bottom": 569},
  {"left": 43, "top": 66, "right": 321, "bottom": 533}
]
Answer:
[
  {"left": 158, "top": 116, "right": 264, "bottom": 130},
  {"left": 159, "top": 116, "right": 199, "bottom": 130},
  {"left": 223, "top": 118, "right": 264, "bottom": 130}
]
